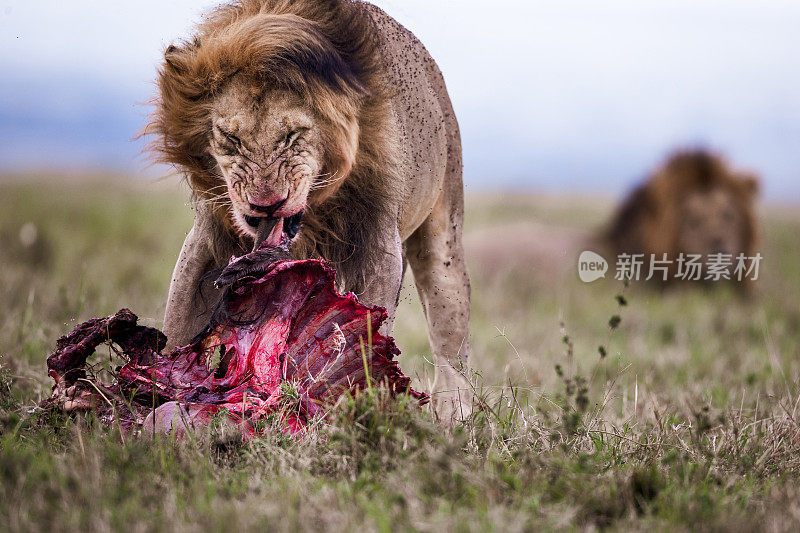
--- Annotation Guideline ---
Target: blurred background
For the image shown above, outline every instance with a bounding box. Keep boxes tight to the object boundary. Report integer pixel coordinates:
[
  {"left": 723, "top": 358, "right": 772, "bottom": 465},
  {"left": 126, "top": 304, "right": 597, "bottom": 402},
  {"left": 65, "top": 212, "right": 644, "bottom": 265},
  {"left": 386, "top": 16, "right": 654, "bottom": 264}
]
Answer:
[{"left": 1, "top": 0, "right": 799, "bottom": 200}]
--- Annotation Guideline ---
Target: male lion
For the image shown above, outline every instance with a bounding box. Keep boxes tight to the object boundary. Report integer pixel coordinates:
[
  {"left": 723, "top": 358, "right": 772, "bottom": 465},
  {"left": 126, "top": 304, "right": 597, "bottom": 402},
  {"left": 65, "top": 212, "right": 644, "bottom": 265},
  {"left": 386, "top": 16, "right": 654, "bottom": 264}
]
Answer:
[
  {"left": 147, "top": 0, "right": 471, "bottom": 420},
  {"left": 606, "top": 149, "right": 760, "bottom": 288}
]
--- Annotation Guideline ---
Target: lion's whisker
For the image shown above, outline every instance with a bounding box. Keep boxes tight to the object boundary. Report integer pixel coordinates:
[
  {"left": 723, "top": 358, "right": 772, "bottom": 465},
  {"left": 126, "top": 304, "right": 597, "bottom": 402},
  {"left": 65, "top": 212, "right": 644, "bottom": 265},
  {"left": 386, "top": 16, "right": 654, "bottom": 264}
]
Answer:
[
  {"left": 195, "top": 196, "right": 232, "bottom": 210},
  {"left": 198, "top": 191, "right": 231, "bottom": 202},
  {"left": 310, "top": 171, "right": 343, "bottom": 191}
]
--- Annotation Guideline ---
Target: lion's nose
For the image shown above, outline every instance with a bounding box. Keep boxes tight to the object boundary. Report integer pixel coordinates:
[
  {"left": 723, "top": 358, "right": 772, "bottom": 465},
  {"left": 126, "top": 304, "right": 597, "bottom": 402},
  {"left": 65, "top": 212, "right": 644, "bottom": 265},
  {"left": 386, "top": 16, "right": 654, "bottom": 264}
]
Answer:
[
  {"left": 249, "top": 197, "right": 287, "bottom": 216},
  {"left": 710, "top": 238, "right": 726, "bottom": 254}
]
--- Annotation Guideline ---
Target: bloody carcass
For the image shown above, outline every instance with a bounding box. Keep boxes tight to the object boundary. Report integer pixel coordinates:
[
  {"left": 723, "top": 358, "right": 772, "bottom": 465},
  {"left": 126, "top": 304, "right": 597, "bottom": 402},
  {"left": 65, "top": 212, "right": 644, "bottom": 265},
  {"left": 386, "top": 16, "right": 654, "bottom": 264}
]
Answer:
[{"left": 43, "top": 241, "right": 427, "bottom": 437}]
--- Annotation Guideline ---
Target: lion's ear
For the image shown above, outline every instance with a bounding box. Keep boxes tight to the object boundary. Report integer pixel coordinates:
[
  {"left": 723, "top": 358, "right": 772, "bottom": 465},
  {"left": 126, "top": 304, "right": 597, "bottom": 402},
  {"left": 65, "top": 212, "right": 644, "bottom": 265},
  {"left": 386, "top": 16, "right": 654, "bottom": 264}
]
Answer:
[
  {"left": 739, "top": 172, "right": 760, "bottom": 199},
  {"left": 164, "top": 44, "right": 181, "bottom": 68},
  {"left": 164, "top": 40, "right": 196, "bottom": 72}
]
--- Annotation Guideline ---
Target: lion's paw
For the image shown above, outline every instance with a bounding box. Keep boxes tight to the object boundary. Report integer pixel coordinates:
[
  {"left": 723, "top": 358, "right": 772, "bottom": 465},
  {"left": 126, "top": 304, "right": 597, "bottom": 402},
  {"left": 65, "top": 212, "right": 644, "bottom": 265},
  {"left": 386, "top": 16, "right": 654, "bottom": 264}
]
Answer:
[{"left": 431, "top": 366, "right": 473, "bottom": 424}]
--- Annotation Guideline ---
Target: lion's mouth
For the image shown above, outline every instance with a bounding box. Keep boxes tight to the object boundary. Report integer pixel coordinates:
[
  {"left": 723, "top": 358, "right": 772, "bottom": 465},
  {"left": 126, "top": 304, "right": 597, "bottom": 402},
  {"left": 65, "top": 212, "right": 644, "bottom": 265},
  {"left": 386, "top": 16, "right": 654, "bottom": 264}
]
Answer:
[{"left": 245, "top": 210, "right": 304, "bottom": 251}]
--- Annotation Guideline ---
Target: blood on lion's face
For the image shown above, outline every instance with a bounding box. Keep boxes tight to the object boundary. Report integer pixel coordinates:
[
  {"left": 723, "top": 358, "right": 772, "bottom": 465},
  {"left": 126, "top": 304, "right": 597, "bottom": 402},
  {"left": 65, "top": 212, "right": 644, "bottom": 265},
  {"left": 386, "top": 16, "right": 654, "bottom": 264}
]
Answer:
[{"left": 208, "top": 78, "right": 326, "bottom": 245}]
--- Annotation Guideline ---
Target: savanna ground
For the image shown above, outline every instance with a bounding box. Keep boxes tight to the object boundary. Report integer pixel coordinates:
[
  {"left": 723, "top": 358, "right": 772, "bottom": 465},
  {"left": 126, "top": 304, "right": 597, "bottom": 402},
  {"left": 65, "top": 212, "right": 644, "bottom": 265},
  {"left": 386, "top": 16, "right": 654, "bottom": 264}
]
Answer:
[{"left": 1, "top": 176, "right": 800, "bottom": 531}]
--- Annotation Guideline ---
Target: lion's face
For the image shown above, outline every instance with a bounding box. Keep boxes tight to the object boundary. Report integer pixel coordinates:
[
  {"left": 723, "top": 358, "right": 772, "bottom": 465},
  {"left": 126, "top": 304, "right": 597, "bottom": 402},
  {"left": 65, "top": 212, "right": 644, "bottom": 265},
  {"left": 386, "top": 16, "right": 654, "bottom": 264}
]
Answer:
[
  {"left": 208, "top": 78, "right": 325, "bottom": 244},
  {"left": 676, "top": 187, "right": 747, "bottom": 257}
]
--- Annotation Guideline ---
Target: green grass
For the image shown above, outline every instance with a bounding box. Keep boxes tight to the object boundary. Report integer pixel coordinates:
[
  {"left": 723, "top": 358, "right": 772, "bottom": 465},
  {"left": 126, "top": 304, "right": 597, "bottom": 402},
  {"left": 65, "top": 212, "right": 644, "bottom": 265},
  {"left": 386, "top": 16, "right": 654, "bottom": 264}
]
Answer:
[{"left": 2, "top": 176, "right": 800, "bottom": 531}]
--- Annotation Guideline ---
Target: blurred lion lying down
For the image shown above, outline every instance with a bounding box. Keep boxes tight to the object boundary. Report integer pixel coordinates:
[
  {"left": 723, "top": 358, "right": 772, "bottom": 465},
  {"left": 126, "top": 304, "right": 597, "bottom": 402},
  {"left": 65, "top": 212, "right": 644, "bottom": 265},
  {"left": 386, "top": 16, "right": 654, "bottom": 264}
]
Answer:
[
  {"left": 467, "top": 149, "right": 761, "bottom": 291},
  {"left": 605, "top": 149, "right": 761, "bottom": 289}
]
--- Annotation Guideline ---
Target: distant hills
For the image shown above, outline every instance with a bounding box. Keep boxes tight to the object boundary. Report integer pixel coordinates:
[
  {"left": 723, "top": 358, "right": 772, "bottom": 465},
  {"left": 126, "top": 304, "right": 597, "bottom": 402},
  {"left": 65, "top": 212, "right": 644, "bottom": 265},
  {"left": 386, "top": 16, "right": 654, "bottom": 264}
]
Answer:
[{"left": 1, "top": 70, "right": 798, "bottom": 201}]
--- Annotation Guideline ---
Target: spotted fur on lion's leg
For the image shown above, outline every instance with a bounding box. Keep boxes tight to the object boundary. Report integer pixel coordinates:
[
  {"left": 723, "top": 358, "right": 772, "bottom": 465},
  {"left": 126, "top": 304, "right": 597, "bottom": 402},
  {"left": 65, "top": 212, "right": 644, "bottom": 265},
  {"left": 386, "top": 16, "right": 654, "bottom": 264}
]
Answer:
[
  {"left": 354, "top": 226, "right": 404, "bottom": 337},
  {"left": 406, "top": 182, "right": 472, "bottom": 423}
]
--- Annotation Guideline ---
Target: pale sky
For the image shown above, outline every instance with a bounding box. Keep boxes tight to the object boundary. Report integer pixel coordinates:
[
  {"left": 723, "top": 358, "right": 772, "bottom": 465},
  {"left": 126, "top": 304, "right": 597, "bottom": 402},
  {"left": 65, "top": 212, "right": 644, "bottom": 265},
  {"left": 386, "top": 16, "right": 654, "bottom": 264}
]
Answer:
[{"left": 1, "top": 0, "right": 799, "bottom": 200}]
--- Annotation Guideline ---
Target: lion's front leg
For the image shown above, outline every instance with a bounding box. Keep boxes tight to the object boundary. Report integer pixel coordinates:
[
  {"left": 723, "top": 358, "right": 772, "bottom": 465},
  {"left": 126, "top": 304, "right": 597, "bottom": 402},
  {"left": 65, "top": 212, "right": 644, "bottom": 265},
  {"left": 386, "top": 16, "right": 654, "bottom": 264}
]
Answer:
[
  {"left": 405, "top": 193, "right": 472, "bottom": 423},
  {"left": 163, "top": 223, "right": 218, "bottom": 351},
  {"left": 351, "top": 226, "right": 405, "bottom": 336}
]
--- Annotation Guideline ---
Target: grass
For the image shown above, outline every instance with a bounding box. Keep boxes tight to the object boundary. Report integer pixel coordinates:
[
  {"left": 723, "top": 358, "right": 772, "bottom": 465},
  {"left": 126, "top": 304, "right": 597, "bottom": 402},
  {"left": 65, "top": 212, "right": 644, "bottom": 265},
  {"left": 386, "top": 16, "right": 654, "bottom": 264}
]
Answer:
[{"left": 2, "top": 176, "right": 800, "bottom": 531}]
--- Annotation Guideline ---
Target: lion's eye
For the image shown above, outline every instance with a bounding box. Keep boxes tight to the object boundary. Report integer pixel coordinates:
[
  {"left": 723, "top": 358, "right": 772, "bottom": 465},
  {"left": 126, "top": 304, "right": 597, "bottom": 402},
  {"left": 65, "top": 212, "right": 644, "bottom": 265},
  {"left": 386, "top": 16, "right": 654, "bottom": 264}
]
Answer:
[
  {"left": 215, "top": 125, "right": 243, "bottom": 152},
  {"left": 224, "top": 132, "right": 242, "bottom": 149},
  {"left": 283, "top": 128, "right": 306, "bottom": 147}
]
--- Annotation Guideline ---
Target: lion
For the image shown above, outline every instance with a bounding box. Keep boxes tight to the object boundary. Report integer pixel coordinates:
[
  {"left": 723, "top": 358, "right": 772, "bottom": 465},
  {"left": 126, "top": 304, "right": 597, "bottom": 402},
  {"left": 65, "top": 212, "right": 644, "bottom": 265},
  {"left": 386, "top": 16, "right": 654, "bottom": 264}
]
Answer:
[
  {"left": 606, "top": 149, "right": 761, "bottom": 288},
  {"left": 145, "top": 0, "right": 471, "bottom": 420}
]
